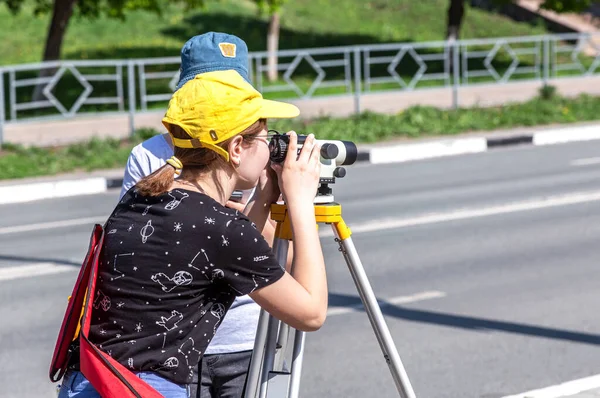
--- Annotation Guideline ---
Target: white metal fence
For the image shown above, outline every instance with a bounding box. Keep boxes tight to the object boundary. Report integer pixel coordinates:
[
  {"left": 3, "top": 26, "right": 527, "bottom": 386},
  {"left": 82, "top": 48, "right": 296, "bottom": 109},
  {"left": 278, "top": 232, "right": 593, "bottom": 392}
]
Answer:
[{"left": 1, "top": 32, "right": 599, "bottom": 144}]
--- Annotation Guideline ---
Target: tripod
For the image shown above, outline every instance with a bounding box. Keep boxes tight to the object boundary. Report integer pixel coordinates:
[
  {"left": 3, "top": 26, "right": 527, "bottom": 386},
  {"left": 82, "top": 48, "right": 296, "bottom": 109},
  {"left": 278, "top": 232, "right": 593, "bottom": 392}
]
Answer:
[{"left": 244, "top": 187, "right": 417, "bottom": 398}]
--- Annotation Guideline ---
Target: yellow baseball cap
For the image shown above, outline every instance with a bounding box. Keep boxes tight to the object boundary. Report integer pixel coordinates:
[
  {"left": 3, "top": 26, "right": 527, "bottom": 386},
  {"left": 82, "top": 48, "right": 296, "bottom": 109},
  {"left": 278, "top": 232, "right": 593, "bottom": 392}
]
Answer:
[{"left": 162, "top": 69, "right": 300, "bottom": 161}]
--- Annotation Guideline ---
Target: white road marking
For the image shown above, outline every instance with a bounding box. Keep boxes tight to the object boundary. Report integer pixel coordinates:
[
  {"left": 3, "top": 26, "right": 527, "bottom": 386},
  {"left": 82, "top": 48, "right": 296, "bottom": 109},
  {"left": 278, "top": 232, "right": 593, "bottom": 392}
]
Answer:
[
  {"left": 0, "top": 216, "right": 105, "bottom": 235},
  {"left": 501, "top": 374, "right": 600, "bottom": 398},
  {"left": 320, "top": 190, "right": 600, "bottom": 237},
  {"left": 570, "top": 157, "right": 600, "bottom": 166},
  {"left": 327, "top": 290, "right": 446, "bottom": 316},
  {"left": 0, "top": 262, "right": 76, "bottom": 282}
]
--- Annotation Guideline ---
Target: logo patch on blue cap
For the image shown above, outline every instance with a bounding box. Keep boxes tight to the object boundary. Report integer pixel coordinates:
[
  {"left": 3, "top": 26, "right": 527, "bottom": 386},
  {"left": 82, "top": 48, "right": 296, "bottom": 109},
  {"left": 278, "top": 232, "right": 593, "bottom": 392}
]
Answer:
[{"left": 218, "top": 42, "right": 236, "bottom": 58}]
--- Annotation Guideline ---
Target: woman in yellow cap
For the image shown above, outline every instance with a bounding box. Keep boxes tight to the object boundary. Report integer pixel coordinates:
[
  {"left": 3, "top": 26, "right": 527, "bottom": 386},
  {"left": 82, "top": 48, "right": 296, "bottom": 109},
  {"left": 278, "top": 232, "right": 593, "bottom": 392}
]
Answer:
[{"left": 58, "top": 68, "right": 327, "bottom": 398}]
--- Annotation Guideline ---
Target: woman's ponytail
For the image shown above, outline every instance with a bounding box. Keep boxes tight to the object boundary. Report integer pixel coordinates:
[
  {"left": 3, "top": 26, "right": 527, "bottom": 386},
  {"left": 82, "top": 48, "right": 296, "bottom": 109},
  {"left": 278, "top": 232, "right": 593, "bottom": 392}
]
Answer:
[{"left": 135, "top": 156, "right": 181, "bottom": 196}]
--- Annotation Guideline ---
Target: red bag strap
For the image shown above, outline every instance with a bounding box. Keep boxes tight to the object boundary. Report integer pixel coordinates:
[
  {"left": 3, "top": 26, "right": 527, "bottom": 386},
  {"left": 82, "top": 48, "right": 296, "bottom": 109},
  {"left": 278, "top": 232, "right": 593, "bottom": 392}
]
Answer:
[
  {"left": 78, "top": 225, "right": 164, "bottom": 398},
  {"left": 49, "top": 224, "right": 104, "bottom": 382}
]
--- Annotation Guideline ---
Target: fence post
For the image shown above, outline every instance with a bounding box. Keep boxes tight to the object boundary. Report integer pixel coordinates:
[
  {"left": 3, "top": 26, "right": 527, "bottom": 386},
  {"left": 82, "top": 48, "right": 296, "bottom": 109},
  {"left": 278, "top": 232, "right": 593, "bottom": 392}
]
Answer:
[
  {"left": 127, "top": 61, "right": 136, "bottom": 137},
  {"left": 0, "top": 69, "right": 5, "bottom": 147},
  {"left": 543, "top": 36, "right": 550, "bottom": 85},
  {"left": 353, "top": 48, "right": 362, "bottom": 115},
  {"left": 452, "top": 40, "right": 460, "bottom": 110}
]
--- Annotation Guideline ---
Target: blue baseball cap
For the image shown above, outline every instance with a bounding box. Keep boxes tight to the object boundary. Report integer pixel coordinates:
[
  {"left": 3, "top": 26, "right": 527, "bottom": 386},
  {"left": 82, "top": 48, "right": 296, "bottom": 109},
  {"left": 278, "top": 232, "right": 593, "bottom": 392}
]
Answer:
[{"left": 175, "top": 32, "right": 250, "bottom": 91}]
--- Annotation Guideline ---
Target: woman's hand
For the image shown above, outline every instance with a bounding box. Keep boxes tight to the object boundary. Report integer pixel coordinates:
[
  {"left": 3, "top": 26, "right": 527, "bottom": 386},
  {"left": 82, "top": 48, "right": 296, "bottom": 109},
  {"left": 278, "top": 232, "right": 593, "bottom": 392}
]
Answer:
[
  {"left": 253, "top": 165, "right": 281, "bottom": 205},
  {"left": 225, "top": 200, "right": 246, "bottom": 213},
  {"left": 271, "top": 131, "right": 321, "bottom": 208}
]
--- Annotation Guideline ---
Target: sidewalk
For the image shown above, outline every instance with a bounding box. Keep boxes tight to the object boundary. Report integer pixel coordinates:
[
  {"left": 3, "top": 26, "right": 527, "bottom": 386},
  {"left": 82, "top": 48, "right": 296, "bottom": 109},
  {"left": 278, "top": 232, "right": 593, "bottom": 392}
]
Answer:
[{"left": 4, "top": 76, "right": 600, "bottom": 148}]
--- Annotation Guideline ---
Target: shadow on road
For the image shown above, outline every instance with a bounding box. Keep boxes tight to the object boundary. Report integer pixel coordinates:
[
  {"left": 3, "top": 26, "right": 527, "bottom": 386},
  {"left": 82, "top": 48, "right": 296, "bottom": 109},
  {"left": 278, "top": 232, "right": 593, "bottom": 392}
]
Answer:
[
  {"left": 330, "top": 292, "right": 600, "bottom": 345},
  {"left": 0, "top": 254, "right": 80, "bottom": 267}
]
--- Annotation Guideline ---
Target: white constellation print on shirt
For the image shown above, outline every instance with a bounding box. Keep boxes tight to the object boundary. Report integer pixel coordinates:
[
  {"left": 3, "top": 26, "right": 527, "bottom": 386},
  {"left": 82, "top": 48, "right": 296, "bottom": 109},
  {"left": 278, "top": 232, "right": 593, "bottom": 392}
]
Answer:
[
  {"left": 165, "top": 190, "right": 189, "bottom": 210},
  {"left": 210, "top": 303, "right": 226, "bottom": 333},
  {"left": 178, "top": 337, "right": 203, "bottom": 377},
  {"left": 156, "top": 310, "right": 183, "bottom": 332},
  {"left": 151, "top": 357, "right": 180, "bottom": 371},
  {"left": 135, "top": 323, "right": 143, "bottom": 332},
  {"left": 142, "top": 205, "right": 153, "bottom": 216},
  {"left": 113, "top": 252, "right": 134, "bottom": 281},
  {"left": 107, "top": 229, "right": 117, "bottom": 234},
  {"left": 140, "top": 220, "right": 154, "bottom": 244},
  {"left": 227, "top": 270, "right": 266, "bottom": 295},
  {"left": 188, "top": 249, "right": 213, "bottom": 272},
  {"left": 210, "top": 303, "right": 226, "bottom": 319},
  {"left": 251, "top": 275, "right": 270, "bottom": 293},
  {"left": 213, "top": 206, "right": 239, "bottom": 217},
  {"left": 221, "top": 235, "right": 229, "bottom": 246},
  {"left": 209, "top": 269, "right": 224, "bottom": 284},
  {"left": 188, "top": 250, "right": 225, "bottom": 285},
  {"left": 151, "top": 271, "right": 193, "bottom": 292},
  {"left": 174, "top": 222, "right": 183, "bottom": 232},
  {"left": 93, "top": 290, "right": 111, "bottom": 311},
  {"left": 205, "top": 217, "right": 215, "bottom": 225}
]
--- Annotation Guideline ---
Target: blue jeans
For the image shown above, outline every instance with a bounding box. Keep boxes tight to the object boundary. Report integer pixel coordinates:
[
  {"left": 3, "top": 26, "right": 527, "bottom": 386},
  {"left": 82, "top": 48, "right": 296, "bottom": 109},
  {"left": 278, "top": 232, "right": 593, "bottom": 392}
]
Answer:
[{"left": 58, "top": 370, "right": 189, "bottom": 398}]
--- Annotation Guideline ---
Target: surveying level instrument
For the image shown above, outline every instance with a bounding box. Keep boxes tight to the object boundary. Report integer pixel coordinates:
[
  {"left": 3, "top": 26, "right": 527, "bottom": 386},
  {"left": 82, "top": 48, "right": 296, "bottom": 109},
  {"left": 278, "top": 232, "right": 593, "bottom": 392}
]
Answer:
[{"left": 244, "top": 135, "right": 418, "bottom": 398}]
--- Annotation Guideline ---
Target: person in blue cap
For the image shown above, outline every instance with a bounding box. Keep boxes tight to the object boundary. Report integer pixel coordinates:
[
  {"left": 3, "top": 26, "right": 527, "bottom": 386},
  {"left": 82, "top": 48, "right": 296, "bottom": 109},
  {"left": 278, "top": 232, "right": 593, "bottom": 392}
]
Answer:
[{"left": 116, "top": 32, "right": 293, "bottom": 398}]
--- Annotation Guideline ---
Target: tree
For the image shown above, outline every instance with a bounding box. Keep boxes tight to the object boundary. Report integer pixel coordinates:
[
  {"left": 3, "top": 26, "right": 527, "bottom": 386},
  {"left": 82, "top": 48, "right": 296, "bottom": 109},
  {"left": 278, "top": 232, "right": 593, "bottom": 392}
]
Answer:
[
  {"left": 446, "top": 0, "right": 593, "bottom": 76},
  {"left": 447, "top": 0, "right": 466, "bottom": 43},
  {"left": 449, "top": 0, "right": 594, "bottom": 42},
  {"left": 255, "top": 0, "right": 288, "bottom": 82},
  {"left": 526, "top": 0, "right": 592, "bottom": 13},
  {"left": 1, "top": 0, "right": 206, "bottom": 100}
]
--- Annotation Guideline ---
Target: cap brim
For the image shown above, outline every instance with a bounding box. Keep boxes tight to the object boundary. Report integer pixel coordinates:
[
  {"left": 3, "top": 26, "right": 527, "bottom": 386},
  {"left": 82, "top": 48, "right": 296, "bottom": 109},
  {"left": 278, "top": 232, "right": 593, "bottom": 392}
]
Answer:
[{"left": 260, "top": 99, "right": 300, "bottom": 119}]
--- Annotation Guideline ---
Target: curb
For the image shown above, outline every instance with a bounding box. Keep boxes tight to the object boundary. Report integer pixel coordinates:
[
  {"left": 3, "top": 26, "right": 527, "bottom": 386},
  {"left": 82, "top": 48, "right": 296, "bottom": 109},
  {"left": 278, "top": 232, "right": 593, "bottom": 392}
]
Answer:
[
  {"left": 362, "top": 124, "right": 600, "bottom": 164},
  {"left": 2, "top": 124, "right": 600, "bottom": 205}
]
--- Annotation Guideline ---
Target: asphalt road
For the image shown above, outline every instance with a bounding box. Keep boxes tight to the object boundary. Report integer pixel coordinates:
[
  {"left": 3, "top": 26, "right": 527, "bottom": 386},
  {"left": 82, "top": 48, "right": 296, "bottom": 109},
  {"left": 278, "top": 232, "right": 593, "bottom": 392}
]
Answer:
[{"left": 2, "top": 140, "right": 600, "bottom": 398}]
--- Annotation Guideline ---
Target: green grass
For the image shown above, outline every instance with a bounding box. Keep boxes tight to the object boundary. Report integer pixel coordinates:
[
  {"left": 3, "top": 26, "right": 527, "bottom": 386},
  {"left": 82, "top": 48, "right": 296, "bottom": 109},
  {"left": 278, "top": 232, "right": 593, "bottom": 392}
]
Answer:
[
  {"left": 2, "top": 91, "right": 599, "bottom": 180},
  {"left": 0, "top": 0, "right": 552, "bottom": 66},
  {"left": 0, "top": 128, "right": 156, "bottom": 180}
]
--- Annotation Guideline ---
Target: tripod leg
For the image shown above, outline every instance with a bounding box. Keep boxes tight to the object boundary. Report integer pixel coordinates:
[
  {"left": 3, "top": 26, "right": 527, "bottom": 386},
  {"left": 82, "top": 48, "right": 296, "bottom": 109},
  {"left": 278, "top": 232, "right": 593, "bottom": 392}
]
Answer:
[
  {"left": 260, "top": 314, "right": 284, "bottom": 397},
  {"left": 333, "top": 223, "right": 417, "bottom": 398},
  {"left": 245, "top": 237, "right": 290, "bottom": 398},
  {"left": 245, "top": 308, "right": 270, "bottom": 398},
  {"left": 274, "top": 322, "right": 290, "bottom": 371},
  {"left": 288, "top": 328, "right": 306, "bottom": 398}
]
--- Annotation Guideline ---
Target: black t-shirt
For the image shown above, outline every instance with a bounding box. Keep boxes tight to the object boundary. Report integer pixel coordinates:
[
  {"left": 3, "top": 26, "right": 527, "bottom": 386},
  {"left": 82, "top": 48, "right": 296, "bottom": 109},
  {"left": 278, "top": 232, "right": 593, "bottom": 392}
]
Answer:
[{"left": 88, "top": 188, "right": 285, "bottom": 384}]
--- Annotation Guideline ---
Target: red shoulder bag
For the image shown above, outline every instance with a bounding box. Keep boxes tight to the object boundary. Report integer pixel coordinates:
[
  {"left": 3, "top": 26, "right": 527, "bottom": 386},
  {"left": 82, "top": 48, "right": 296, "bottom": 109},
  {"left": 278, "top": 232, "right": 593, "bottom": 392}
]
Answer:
[{"left": 49, "top": 224, "right": 163, "bottom": 397}]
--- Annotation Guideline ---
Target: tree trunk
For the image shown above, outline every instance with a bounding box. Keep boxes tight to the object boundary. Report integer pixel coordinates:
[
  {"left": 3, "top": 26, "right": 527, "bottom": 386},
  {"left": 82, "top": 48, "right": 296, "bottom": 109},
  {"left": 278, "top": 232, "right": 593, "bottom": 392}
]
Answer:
[
  {"left": 32, "top": 0, "right": 77, "bottom": 102},
  {"left": 267, "top": 11, "right": 280, "bottom": 83},
  {"left": 446, "top": 0, "right": 465, "bottom": 78},
  {"left": 446, "top": 0, "right": 465, "bottom": 42}
]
